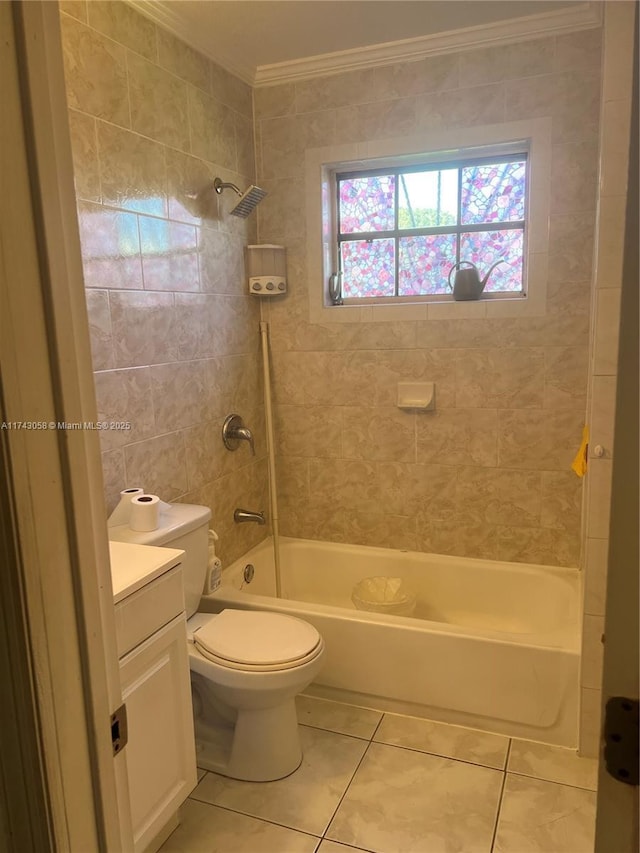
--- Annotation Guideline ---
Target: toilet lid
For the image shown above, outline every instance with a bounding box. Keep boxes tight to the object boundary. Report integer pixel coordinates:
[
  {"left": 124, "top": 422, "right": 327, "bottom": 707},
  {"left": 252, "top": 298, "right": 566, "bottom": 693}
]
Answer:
[{"left": 194, "top": 610, "right": 321, "bottom": 667}]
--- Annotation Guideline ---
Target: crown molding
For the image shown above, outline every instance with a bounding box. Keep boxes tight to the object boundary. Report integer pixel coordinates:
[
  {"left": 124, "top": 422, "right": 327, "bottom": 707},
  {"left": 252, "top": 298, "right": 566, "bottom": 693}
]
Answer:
[
  {"left": 254, "top": 2, "right": 603, "bottom": 87},
  {"left": 128, "top": 1, "right": 602, "bottom": 89}
]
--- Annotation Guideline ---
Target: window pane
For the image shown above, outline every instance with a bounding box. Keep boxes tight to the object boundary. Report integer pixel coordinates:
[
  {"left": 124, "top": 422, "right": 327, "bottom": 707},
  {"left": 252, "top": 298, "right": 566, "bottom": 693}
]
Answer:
[
  {"left": 339, "top": 175, "right": 395, "bottom": 234},
  {"left": 341, "top": 238, "right": 395, "bottom": 298},
  {"left": 460, "top": 229, "right": 524, "bottom": 292},
  {"left": 398, "top": 169, "right": 458, "bottom": 229},
  {"left": 461, "top": 161, "right": 526, "bottom": 225},
  {"left": 399, "top": 234, "right": 457, "bottom": 295}
]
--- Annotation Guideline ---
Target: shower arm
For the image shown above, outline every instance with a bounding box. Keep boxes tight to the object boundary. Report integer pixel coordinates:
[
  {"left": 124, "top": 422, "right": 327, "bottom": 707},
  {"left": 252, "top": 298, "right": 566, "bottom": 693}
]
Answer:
[{"left": 213, "top": 177, "right": 243, "bottom": 197}]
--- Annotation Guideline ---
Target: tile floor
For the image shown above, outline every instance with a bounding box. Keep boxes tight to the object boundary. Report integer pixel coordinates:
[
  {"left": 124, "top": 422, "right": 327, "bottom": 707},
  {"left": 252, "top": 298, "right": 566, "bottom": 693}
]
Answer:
[{"left": 161, "top": 695, "right": 598, "bottom": 853}]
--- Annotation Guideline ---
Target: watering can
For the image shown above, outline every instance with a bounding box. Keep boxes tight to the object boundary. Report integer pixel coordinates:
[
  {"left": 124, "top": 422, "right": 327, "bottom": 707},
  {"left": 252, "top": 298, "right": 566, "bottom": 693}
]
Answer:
[{"left": 447, "top": 259, "right": 506, "bottom": 301}]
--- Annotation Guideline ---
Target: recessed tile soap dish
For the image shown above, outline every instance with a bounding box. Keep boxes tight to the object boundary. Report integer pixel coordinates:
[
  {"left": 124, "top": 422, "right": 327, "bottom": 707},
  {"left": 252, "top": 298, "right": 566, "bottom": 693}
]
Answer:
[{"left": 397, "top": 381, "right": 435, "bottom": 411}]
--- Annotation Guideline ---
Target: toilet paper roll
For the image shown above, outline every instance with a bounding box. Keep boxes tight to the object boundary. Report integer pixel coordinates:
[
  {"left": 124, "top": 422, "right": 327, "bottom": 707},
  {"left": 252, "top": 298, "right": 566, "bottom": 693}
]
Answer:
[
  {"left": 129, "top": 494, "right": 160, "bottom": 532},
  {"left": 107, "top": 487, "right": 145, "bottom": 528}
]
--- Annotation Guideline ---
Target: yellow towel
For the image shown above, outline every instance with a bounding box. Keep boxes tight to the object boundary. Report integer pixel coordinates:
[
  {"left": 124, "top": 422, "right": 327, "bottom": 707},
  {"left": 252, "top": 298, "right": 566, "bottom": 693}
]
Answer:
[{"left": 571, "top": 425, "right": 589, "bottom": 477}]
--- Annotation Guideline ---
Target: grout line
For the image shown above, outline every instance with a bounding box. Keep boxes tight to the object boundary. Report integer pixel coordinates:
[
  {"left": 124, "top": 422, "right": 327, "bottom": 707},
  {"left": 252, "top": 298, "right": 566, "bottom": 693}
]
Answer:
[
  {"left": 370, "top": 738, "right": 508, "bottom": 773},
  {"left": 489, "top": 739, "right": 511, "bottom": 852},
  {"left": 319, "top": 740, "right": 373, "bottom": 840},
  {"left": 186, "top": 792, "right": 322, "bottom": 841}
]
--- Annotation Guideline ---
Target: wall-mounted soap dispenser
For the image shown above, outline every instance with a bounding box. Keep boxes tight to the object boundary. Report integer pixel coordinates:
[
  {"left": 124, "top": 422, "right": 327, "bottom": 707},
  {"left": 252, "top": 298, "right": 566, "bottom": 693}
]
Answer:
[{"left": 246, "top": 244, "right": 287, "bottom": 296}]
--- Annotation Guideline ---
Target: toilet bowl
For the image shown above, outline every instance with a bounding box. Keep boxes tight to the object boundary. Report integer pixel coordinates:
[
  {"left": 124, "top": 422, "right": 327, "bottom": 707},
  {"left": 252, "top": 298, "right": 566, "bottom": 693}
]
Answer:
[
  {"left": 188, "top": 610, "right": 325, "bottom": 781},
  {"left": 109, "top": 503, "right": 325, "bottom": 783}
]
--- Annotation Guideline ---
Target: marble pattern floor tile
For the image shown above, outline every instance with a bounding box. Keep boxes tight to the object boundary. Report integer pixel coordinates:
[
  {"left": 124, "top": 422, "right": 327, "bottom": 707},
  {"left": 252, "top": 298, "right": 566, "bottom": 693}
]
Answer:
[
  {"left": 160, "top": 799, "right": 319, "bottom": 853},
  {"left": 493, "top": 774, "right": 596, "bottom": 853},
  {"left": 327, "top": 741, "right": 503, "bottom": 853},
  {"left": 190, "top": 726, "right": 368, "bottom": 836},
  {"left": 374, "top": 712, "right": 510, "bottom": 770},
  {"left": 297, "top": 694, "right": 383, "bottom": 740},
  {"left": 316, "top": 840, "right": 373, "bottom": 852},
  {"left": 508, "top": 739, "right": 598, "bottom": 790}
]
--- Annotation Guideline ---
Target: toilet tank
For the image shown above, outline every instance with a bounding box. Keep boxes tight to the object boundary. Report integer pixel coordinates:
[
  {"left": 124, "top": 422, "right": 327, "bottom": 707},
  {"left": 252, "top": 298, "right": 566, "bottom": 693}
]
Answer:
[{"left": 109, "top": 503, "right": 211, "bottom": 618}]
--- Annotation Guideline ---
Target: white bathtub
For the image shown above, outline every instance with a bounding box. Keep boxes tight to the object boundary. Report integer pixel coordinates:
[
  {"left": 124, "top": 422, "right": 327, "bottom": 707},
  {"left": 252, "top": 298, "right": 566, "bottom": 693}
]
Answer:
[{"left": 200, "top": 537, "right": 581, "bottom": 746}]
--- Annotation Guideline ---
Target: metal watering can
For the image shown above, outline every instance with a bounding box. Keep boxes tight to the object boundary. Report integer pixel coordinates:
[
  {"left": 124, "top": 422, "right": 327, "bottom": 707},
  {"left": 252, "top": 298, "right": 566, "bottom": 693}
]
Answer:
[{"left": 447, "top": 259, "right": 506, "bottom": 301}]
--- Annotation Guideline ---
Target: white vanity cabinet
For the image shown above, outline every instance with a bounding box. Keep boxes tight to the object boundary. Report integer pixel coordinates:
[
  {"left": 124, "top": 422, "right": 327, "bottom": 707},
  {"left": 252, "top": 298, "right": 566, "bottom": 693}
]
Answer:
[{"left": 110, "top": 542, "right": 197, "bottom": 853}]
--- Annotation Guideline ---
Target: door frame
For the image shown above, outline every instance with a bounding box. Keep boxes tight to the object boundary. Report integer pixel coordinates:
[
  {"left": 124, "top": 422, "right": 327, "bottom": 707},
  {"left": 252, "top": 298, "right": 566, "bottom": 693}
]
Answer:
[{"left": 1, "top": 1, "right": 131, "bottom": 848}]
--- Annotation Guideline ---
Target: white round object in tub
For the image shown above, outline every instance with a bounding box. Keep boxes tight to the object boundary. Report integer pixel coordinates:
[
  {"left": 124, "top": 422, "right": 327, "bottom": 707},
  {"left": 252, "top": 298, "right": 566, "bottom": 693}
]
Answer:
[{"left": 352, "top": 576, "right": 417, "bottom": 617}]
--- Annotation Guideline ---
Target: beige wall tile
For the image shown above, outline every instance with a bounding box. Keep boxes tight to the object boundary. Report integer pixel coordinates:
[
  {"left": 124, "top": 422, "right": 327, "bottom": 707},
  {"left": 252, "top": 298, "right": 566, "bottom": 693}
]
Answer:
[
  {"left": 578, "top": 687, "right": 602, "bottom": 758},
  {"left": 309, "top": 458, "right": 380, "bottom": 515},
  {"left": 76, "top": 202, "right": 143, "bottom": 290},
  {"left": 415, "top": 83, "right": 505, "bottom": 131},
  {"left": 540, "top": 471, "right": 582, "bottom": 532},
  {"left": 547, "top": 211, "right": 596, "bottom": 284},
  {"left": 188, "top": 86, "right": 237, "bottom": 171},
  {"left": 455, "top": 348, "right": 545, "bottom": 409},
  {"left": 128, "top": 52, "right": 190, "bottom": 150},
  {"left": 199, "top": 228, "right": 245, "bottom": 293},
  {"left": 156, "top": 27, "right": 210, "bottom": 92},
  {"left": 594, "top": 195, "right": 626, "bottom": 289},
  {"left": 375, "top": 349, "right": 457, "bottom": 408},
  {"left": 87, "top": 1, "right": 156, "bottom": 60},
  {"left": 498, "top": 409, "right": 583, "bottom": 470},
  {"left": 589, "top": 375, "right": 616, "bottom": 457},
  {"left": 60, "top": 15, "right": 129, "bottom": 127},
  {"left": 295, "top": 69, "right": 375, "bottom": 113},
  {"left": 543, "top": 346, "right": 589, "bottom": 410},
  {"left": 211, "top": 62, "right": 253, "bottom": 118},
  {"left": 254, "top": 83, "right": 296, "bottom": 120},
  {"left": 97, "top": 122, "right": 168, "bottom": 216},
  {"left": 497, "top": 526, "right": 580, "bottom": 567},
  {"left": 506, "top": 36, "right": 556, "bottom": 78},
  {"left": 342, "top": 407, "right": 416, "bottom": 463},
  {"left": 550, "top": 139, "right": 599, "bottom": 215},
  {"left": 139, "top": 216, "right": 199, "bottom": 292},
  {"left": 275, "top": 405, "right": 342, "bottom": 458},
  {"left": 149, "top": 361, "right": 209, "bottom": 432},
  {"left": 585, "top": 458, "right": 613, "bottom": 540},
  {"left": 94, "top": 367, "right": 155, "bottom": 452},
  {"left": 67, "top": 109, "right": 100, "bottom": 202},
  {"left": 85, "top": 289, "right": 114, "bottom": 370},
  {"left": 60, "top": 1, "right": 87, "bottom": 23},
  {"left": 599, "top": 98, "right": 632, "bottom": 198},
  {"left": 379, "top": 462, "right": 457, "bottom": 521},
  {"left": 166, "top": 148, "right": 216, "bottom": 226},
  {"left": 592, "top": 288, "right": 621, "bottom": 375},
  {"left": 584, "top": 537, "right": 608, "bottom": 617},
  {"left": 101, "top": 448, "right": 125, "bottom": 513},
  {"left": 373, "top": 54, "right": 458, "bottom": 99},
  {"left": 124, "top": 431, "right": 188, "bottom": 500},
  {"left": 581, "top": 614, "right": 605, "bottom": 690},
  {"left": 343, "top": 512, "right": 418, "bottom": 551},
  {"left": 109, "top": 290, "right": 177, "bottom": 367},
  {"left": 457, "top": 467, "right": 542, "bottom": 527},
  {"left": 417, "top": 408, "right": 498, "bottom": 467},
  {"left": 555, "top": 28, "right": 602, "bottom": 74}
]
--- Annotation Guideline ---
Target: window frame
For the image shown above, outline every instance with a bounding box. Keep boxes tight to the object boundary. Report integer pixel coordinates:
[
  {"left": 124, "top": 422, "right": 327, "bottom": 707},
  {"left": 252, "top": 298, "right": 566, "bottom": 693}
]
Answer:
[
  {"left": 330, "top": 143, "right": 530, "bottom": 306},
  {"left": 306, "top": 119, "right": 552, "bottom": 323}
]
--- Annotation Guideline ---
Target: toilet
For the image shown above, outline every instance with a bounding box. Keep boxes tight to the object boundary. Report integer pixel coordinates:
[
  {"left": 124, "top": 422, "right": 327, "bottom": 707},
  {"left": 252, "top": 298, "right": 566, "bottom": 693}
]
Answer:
[{"left": 109, "top": 503, "right": 325, "bottom": 782}]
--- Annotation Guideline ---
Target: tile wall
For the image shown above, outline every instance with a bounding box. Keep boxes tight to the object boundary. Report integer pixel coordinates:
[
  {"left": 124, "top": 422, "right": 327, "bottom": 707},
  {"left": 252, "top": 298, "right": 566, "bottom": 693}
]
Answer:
[
  {"left": 59, "top": 0, "right": 268, "bottom": 565},
  {"left": 578, "top": 1, "right": 636, "bottom": 757},
  {"left": 255, "top": 28, "right": 603, "bottom": 566}
]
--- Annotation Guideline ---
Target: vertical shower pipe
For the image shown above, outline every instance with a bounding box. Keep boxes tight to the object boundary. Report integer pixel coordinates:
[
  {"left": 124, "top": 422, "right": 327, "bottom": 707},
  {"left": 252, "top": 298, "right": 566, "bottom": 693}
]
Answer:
[{"left": 259, "top": 321, "right": 282, "bottom": 597}]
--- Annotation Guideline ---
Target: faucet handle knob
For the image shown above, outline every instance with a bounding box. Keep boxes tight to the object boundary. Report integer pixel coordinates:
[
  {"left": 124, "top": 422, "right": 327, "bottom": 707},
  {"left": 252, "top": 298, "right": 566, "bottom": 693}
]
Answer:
[{"left": 222, "top": 414, "right": 255, "bottom": 454}]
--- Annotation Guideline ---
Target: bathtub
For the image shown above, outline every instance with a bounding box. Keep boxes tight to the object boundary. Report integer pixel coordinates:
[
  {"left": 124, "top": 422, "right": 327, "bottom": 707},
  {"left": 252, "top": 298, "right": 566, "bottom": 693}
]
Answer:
[{"left": 200, "top": 537, "right": 581, "bottom": 747}]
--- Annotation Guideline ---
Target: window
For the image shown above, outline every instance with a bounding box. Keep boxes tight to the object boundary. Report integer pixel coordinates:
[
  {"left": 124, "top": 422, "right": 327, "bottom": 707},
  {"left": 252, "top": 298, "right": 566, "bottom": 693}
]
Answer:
[{"left": 331, "top": 149, "right": 528, "bottom": 304}]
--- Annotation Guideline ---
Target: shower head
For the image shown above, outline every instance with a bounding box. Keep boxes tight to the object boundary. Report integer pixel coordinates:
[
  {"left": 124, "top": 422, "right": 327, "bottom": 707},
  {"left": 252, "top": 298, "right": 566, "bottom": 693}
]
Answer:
[{"left": 213, "top": 177, "right": 267, "bottom": 218}]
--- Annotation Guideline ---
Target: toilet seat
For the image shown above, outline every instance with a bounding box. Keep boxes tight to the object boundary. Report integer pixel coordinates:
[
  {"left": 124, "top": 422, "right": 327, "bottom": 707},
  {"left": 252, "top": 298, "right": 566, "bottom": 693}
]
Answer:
[{"left": 193, "top": 610, "right": 323, "bottom": 672}]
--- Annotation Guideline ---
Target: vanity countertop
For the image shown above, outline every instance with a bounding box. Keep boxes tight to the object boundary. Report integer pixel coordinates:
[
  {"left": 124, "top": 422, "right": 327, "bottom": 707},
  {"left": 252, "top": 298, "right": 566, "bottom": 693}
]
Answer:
[{"left": 109, "top": 540, "right": 184, "bottom": 603}]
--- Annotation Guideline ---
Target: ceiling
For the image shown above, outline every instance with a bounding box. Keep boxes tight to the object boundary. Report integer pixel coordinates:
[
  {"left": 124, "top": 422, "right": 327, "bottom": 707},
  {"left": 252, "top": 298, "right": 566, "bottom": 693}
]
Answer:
[{"left": 131, "top": 1, "right": 598, "bottom": 84}]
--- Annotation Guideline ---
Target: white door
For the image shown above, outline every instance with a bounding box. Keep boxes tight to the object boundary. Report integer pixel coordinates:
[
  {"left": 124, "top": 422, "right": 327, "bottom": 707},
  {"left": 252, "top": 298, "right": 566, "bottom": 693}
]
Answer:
[
  {"left": 594, "top": 17, "right": 639, "bottom": 850},
  {"left": 0, "top": 2, "right": 132, "bottom": 848}
]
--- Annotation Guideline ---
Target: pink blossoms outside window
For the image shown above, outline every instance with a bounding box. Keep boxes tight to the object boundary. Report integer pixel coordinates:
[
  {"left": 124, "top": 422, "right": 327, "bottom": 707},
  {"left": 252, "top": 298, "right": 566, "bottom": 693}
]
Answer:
[{"left": 335, "top": 154, "right": 527, "bottom": 301}]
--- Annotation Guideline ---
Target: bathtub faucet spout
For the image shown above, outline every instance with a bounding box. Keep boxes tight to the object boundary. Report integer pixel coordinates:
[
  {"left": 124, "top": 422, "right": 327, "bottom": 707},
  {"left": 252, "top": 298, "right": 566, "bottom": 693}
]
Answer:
[{"left": 234, "top": 508, "right": 266, "bottom": 525}]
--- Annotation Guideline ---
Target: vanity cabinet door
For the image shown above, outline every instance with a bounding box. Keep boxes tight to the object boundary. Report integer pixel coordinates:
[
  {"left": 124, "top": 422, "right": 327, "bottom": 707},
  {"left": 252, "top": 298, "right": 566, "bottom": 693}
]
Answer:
[{"left": 119, "top": 613, "right": 196, "bottom": 853}]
